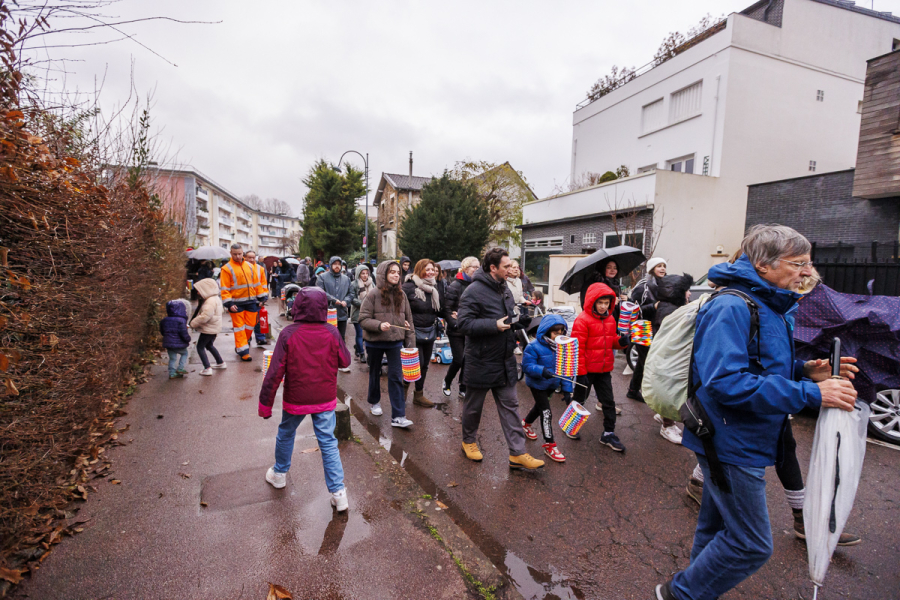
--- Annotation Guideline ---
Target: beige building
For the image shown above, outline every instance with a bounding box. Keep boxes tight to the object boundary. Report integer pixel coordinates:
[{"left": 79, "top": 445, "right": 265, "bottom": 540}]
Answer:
[{"left": 373, "top": 171, "right": 433, "bottom": 259}]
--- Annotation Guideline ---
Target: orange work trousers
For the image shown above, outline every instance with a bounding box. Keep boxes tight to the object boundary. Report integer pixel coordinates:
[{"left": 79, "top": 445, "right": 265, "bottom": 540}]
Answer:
[{"left": 230, "top": 309, "right": 258, "bottom": 356}]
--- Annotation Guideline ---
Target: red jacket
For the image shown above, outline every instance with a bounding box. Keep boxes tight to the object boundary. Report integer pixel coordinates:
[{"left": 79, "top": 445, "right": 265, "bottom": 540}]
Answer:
[
  {"left": 258, "top": 287, "right": 351, "bottom": 417},
  {"left": 573, "top": 282, "right": 626, "bottom": 375}
]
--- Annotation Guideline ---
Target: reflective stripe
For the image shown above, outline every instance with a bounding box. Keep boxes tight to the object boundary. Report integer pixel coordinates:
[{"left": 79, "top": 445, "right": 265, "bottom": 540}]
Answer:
[
  {"left": 230, "top": 284, "right": 250, "bottom": 291},
  {"left": 236, "top": 344, "right": 250, "bottom": 352}
]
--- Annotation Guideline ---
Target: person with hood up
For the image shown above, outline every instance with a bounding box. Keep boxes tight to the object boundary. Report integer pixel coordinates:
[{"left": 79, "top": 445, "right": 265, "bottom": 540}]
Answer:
[
  {"left": 442, "top": 256, "right": 479, "bottom": 399},
  {"left": 294, "top": 257, "right": 311, "bottom": 287},
  {"left": 258, "top": 286, "right": 352, "bottom": 511},
  {"left": 189, "top": 278, "right": 226, "bottom": 375},
  {"left": 579, "top": 258, "right": 626, "bottom": 312},
  {"left": 521, "top": 314, "right": 573, "bottom": 462},
  {"left": 627, "top": 257, "right": 667, "bottom": 402},
  {"left": 359, "top": 261, "right": 416, "bottom": 428},
  {"left": 399, "top": 256, "right": 412, "bottom": 281},
  {"left": 571, "top": 282, "right": 630, "bottom": 451},
  {"left": 160, "top": 300, "right": 192, "bottom": 379},
  {"left": 647, "top": 272, "right": 693, "bottom": 444},
  {"left": 349, "top": 264, "right": 374, "bottom": 364},
  {"left": 316, "top": 256, "right": 353, "bottom": 371}
]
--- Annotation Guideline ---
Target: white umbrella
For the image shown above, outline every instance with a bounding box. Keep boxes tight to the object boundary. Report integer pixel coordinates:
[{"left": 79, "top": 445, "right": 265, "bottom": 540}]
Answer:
[
  {"left": 283, "top": 257, "right": 300, "bottom": 265},
  {"left": 188, "top": 245, "right": 230, "bottom": 260},
  {"left": 804, "top": 400, "right": 870, "bottom": 598}
]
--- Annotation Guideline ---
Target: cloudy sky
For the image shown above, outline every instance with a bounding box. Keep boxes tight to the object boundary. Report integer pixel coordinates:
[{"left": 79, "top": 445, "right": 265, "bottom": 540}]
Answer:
[{"left": 31, "top": 0, "right": 900, "bottom": 216}]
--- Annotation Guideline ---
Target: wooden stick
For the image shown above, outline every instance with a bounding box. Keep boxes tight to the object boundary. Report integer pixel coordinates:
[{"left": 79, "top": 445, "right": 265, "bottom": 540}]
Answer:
[
  {"left": 389, "top": 324, "right": 411, "bottom": 331},
  {"left": 549, "top": 374, "right": 589, "bottom": 389}
]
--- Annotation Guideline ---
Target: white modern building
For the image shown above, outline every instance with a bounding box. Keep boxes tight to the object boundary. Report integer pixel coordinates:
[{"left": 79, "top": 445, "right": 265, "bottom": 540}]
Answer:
[{"left": 522, "top": 0, "right": 900, "bottom": 302}]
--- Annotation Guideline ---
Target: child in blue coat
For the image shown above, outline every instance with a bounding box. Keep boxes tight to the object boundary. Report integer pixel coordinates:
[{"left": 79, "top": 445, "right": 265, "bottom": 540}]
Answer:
[
  {"left": 160, "top": 300, "right": 191, "bottom": 379},
  {"left": 521, "top": 314, "right": 573, "bottom": 462}
]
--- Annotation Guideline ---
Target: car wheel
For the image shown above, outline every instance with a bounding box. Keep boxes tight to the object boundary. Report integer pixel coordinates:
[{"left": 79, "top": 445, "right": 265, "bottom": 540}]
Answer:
[
  {"left": 516, "top": 361, "right": 524, "bottom": 381},
  {"left": 868, "top": 389, "right": 900, "bottom": 446},
  {"left": 626, "top": 343, "right": 640, "bottom": 371}
]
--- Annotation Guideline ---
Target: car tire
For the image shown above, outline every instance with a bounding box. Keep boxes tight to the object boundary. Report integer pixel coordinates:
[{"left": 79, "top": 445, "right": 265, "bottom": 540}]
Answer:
[
  {"left": 868, "top": 389, "right": 900, "bottom": 446},
  {"left": 625, "top": 343, "right": 640, "bottom": 371}
]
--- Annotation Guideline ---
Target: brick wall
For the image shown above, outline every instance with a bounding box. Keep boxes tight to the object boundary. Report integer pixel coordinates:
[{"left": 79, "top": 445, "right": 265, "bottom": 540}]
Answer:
[{"left": 746, "top": 169, "right": 900, "bottom": 260}]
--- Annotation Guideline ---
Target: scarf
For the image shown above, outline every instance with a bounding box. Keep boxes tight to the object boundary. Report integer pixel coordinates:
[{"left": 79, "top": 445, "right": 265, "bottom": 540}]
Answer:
[
  {"left": 357, "top": 275, "right": 374, "bottom": 303},
  {"left": 411, "top": 275, "right": 440, "bottom": 311}
]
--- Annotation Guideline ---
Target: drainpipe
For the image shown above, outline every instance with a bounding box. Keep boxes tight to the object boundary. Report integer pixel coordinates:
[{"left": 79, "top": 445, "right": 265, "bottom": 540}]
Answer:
[{"left": 709, "top": 75, "right": 721, "bottom": 176}]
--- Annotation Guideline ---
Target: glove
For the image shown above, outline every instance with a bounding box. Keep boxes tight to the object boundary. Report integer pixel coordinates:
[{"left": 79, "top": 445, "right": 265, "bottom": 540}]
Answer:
[
  {"left": 542, "top": 368, "right": 555, "bottom": 379},
  {"left": 618, "top": 334, "right": 630, "bottom": 347}
]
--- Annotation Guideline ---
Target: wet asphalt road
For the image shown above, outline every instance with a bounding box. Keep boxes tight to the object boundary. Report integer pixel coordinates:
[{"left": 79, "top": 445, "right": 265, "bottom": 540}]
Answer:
[{"left": 332, "top": 325, "right": 900, "bottom": 600}]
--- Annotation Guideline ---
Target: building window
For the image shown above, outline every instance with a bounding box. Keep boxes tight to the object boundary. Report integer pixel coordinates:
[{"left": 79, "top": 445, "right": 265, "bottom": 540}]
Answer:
[
  {"left": 641, "top": 98, "right": 665, "bottom": 134},
  {"left": 809, "top": 161, "right": 816, "bottom": 172},
  {"left": 668, "top": 155, "right": 695, "bottom": 174},
  {"left": 670, "top": 81, "right": 702, "bottom": 123},
  {"left": 524, "top": 237, "right": 564, "bottom": 249},
  {"left": 893, "top": 38, "right": 900, "bottom": 51},
  {"left": 583, "top": 232, "right": 597, "bottom": 244},
  {"left": 605, "top": 230, "right": 645, "bottom": 251},
  {"left": 816, "top": 90, "right": 824, "bottom": 102},
  {"left": 857, "top": 100, "right": 863, "bottom": 114},
  {"left": 570, "top": 234, "right": 575, "bottom": 244}
]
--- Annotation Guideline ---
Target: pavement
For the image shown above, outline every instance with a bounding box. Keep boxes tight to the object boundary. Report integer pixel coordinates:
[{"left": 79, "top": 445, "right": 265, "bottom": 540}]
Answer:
[{"left": 12, "top": 300, "right": 900, "bottom": 600}]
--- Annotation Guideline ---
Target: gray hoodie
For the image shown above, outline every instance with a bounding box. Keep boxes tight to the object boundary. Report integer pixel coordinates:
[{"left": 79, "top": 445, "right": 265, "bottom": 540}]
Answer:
[{"left": 315, "top": 256, "right": 353, "bottom": 320}]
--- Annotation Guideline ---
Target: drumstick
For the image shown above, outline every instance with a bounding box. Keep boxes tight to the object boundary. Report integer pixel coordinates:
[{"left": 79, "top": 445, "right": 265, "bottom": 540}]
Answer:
[
  {"left": 549, "top": 374, "right": 589, "bottom": 388},
  {"left": 389, "top": 324, "right": 411, "bottom": 331}
]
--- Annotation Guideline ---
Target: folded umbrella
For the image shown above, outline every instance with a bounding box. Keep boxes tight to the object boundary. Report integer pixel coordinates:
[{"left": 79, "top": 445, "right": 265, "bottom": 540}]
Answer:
[{"left": 558, "top": 246, "right": 646, "bottom": 295}]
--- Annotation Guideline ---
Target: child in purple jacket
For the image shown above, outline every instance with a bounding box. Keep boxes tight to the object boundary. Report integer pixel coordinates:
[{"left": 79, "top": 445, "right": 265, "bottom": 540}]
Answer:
[
  {"left": 159, "top": 300, "right": 191, "bottom": 379},
  {"left": 259, "top": 286, "right": 352, "bottom": 511}
]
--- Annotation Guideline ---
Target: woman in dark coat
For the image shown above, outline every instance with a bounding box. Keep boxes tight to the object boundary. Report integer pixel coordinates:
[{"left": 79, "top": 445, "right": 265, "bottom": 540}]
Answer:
[
  {"left": 579, "top": 259, "right": 625, "bottom": 311},
  {"left": 402, "top": 259, "right": 445, "bottom": 408},
  {"left": 442, "top": 256, "right": 479, "bottom": 399},
  {"left": 626, "top": 257, "right": 667, "bottom": 401}
]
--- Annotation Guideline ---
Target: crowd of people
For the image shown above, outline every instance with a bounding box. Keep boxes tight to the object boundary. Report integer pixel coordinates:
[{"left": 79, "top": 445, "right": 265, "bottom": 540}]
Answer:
[{"left": 167, "top": 223, "right": 863, "bottom": 599}]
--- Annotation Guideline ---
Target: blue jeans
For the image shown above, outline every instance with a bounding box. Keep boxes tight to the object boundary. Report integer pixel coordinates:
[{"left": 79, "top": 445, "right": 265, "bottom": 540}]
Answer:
[
  {"left": 353, "top": 323, "right": 365, "bottom": 357},
  {"left": 166, "top": 348, "right": 188, "bottom": 376},
  {"left": 365, "top": 343, "right": 405, "bottom": 419},
  {"left": 273, "top": 410, "right": 345, "bottom": 493},
  {"left": 671, "top": 454, "right": 773, "bottom": 600}
]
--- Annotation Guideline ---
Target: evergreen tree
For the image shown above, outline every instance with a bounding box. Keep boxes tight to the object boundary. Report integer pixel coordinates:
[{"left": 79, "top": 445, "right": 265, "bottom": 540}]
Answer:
[
  {"left": 398, "top": 173, "right": 490, "bottom": 263},
  {"left": 300, "top": 160, "right": 366, "bottom": 258}
]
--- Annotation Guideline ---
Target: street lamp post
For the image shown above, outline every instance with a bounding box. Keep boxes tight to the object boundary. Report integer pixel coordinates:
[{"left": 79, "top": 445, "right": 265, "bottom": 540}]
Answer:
[{"left": 336, "top": 150, "right": 370, "bottom": 264}]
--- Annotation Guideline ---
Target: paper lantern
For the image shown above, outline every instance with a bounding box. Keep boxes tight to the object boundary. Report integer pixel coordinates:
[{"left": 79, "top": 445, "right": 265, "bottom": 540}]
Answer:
[
  {"left": 401, "top": 348, "right": 421, "bottom": 382},
  {"left": 618, "top": 301, "right": 640, "bottom": 336},
  {"left": 558, "top": 401, "right": 590, "bottom": 436},
  {"left": 327, "top": 308, "right": 338, "bottom": 327},
  {"left": 554, "top": 336, "right": 578, "bottom": 378},
  {"left": 630, "top": 319, "right": 653, "bottom": 346},
  {"left": 262, "top": 350, "right": 274, "bottom": 375}
]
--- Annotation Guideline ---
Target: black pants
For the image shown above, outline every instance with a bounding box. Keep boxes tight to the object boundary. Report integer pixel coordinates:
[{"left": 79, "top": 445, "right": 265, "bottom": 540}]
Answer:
[
  {"left": 366, "top": 344, "right": 406, "bottom": 419},
  {"left": 573, "top": 372, "right": 616, "bottom": 433},
  {"left": 196, "top": 333, "right": 223, "bottom": 369},
  {"left": 415, "top": 338, "right": 435, "bottom": 392},
  {"left": 777, "top": 419, "right": 803, "bottom": 492},
  {"left": 337, "top": 319, "right": 348, "bottom": 342},
  {"left": 628, "top": 343, "right": 650, "bottom": 394},
  {"left": 444, "top": 334, "right": 466, "bottom": 392},
  {"left": 524, "top": 387, "right": 554, "bottom": 443}
]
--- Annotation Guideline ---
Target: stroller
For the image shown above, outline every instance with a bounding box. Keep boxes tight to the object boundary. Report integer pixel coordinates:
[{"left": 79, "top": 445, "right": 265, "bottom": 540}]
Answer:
[{"left": 280, "top": 284, "right": 301, "bottom": 317}]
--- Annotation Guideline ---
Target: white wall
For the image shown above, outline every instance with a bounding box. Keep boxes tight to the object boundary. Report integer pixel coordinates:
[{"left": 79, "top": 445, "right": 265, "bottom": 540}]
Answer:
[{"left": 523, "top": 171, "right": 656, "bottom": 225}]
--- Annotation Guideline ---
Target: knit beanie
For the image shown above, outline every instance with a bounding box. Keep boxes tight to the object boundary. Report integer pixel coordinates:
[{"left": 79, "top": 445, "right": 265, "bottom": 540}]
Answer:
[{"left": 646, "top": 257, "right": 667, "bottom": 274}]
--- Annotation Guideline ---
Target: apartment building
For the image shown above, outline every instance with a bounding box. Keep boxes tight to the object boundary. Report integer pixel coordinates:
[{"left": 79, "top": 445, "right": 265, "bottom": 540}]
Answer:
[
  {"left": 521, "top": 0, "right": 900, "bottom": 302},
  {"left": 151, "top": 166, "right": 302, "bottom": 255}
]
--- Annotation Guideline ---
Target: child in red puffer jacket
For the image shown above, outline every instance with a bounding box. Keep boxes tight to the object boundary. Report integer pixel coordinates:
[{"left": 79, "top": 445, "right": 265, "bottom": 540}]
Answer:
[{"left": 571, "top": 282, "right": 629, "bottom": 452}]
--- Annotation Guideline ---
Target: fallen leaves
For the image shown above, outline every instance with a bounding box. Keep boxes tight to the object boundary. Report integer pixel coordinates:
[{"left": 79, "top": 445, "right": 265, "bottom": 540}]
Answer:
[
  {"left": 447, "top": 481, "right": 458, "bottom": 488},
  {"left": 435, "top": 500, "right": 449, "bottom": 510},
  {"left": 300, "top": 447, "right": 319, "bottom": 454},
  {"left": 0, "top": 566, "right": 24, "bottom": 584},
  {"left": 266, "top": 583, "right": 293, "bottom": 600},
  {"left": 178, "top": 473, "right": 191, "bottom": 479}
]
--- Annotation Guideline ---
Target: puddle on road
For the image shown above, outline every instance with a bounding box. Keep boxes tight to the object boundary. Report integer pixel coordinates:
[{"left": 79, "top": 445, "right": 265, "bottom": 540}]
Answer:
[{"left": 341, "top": 386, "right": 583, "bottom": 600}]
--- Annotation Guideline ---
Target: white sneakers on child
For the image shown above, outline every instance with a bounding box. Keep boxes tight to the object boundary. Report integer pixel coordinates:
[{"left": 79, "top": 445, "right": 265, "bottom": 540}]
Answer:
[
  {"left": 212, "top": 362, "right": 227, "bottom": 370},
  {"left": 654, "top": 414, "right": 683, "bottom": 444},
  {"left": 331, "top": 488, "right": 349, "bottom": 512},
  {"left": 200, "top": 368, "right": 213, "bottom": 376},
  {"left": 265, "top": 467, "right": 286, "bottom": 489},
  {"left": 391, "top": 416, "right": 413, "bottom": 428},
  {"left": 339, "top": 366, "right": 351, "bottom": 373},
  {"left": 370, "top": 403, "right": 383, "bottom": 416}
]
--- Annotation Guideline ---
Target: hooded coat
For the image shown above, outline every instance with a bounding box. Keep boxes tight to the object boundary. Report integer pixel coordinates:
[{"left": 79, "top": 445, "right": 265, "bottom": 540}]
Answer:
[
  {"left": 160, "top": 300, "right": 191, "bottom": 350},
  {"left": 456, "top": 269, "right": 531, "bottom": 389},
  {"left": 629, "top": 274, "right": 661, "bottom": 323},
  {"left": 572, "top": 282, "right": 626, "bottom": 375},
  {"left": 316, "top": 256, "right": 353, "bottom": 321},
  {"left": 358, "top": 261, "right": 415, "bottom": 347},
  {"left": 400, "top": 256, "right": 412, "bottom": 281},
  {"left": 522, "top": 314, "right": 575, "bottom": 393},
  {"left": 190, "top": 278, "right": 224, "bottom": 335},
  {"left": 258, "top": 286, "right": 351, "bottom": 417},
  {"left": 683, "top": 255, "right": 822, "bottom": 468},
  {"left": 651, "top": 273, "right": 693, "bottom": 333},
  {"left": 349, "top": 265, "right": 374, "bottom": 323},
  {"left": 444, "top": 271, "right": 473, "bottom": 338}
]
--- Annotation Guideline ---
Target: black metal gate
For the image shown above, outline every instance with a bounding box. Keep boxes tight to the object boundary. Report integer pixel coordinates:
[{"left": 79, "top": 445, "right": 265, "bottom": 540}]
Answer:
[{"left": 812, "top": 241, "right": 900, "bottom": 296}]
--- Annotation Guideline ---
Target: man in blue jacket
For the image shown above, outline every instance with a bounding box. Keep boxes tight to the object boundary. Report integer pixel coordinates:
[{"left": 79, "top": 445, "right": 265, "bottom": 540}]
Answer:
[{"left": 657, "top": 225, "right": 858, "bottom": 600}]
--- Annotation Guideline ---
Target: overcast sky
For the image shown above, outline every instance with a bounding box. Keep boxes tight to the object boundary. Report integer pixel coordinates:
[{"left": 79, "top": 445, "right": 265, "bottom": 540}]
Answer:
[{"left": 33, "top": 0, "right": 900, "bottom": 216}]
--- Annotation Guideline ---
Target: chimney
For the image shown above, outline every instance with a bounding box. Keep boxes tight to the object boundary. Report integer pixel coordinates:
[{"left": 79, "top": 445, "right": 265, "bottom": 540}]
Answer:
[{"left": 409, "top": 151, "right": 413, "bottom": 177}]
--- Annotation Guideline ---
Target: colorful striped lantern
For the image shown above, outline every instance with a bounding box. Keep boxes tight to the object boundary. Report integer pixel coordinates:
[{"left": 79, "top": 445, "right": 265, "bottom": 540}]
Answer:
[
  {"left": 262, "top": 350, "right": 274, "bottom": 375},
  {"left": 554, "top": 336, "right": 578, "bottom": 378},
  {"left": 630, "top": 319, "right": 653, "bottom": 346},
  {"left": 327, "top": 308, "right": 338, "bottom": 327},
  {"left": 280, "top": 288, "right": 286, "bottom": 301},
  {"left": 558, "top": 401, "right": 590, "bottom": 436},
  {"left": 401, "top": 348, "right": 421, "bottom": 382},
  {"left": 618, "top": 301, "right": 640, "bottom": 336}
]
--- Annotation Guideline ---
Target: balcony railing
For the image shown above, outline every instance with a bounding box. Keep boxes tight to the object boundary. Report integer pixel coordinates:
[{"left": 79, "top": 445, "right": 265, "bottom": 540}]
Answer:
[
  {"left": 219, "top": 216, "right": 234, "bottom": 226},
  {"left": 218, "top": 203, "right": 234, "bottom": 214},
  {"left": 196, "top": 187, "right": 209, "bottom": 199},
  {"left": 198, "top": 226, "right": 210, "bottom": 236},
  {"left": 237, "top": 223, "right": 250, "bottom": 233}
]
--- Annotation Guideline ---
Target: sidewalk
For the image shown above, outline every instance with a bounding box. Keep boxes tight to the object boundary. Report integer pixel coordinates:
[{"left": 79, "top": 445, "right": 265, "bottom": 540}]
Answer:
[{"left": 12, "top": 309, "right": 497, "bottom": 600}]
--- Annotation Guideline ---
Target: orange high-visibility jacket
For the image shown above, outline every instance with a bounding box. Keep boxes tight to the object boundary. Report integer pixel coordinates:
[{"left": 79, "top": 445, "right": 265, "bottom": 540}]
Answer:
[
  {"left": 220, "top": 259, "right": 263, "bottom": 309},
  {"left": 253, "top": 262, "right": 269, "bottom": 302}
]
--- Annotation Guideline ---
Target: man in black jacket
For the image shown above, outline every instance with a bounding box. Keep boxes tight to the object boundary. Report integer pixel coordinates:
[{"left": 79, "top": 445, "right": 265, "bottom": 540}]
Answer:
[{"left": 456, "top": 248, "right": 544, "bottom": 470}]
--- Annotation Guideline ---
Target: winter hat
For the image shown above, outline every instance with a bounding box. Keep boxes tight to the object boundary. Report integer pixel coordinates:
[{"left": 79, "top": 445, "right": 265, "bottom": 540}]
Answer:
[{"left": 646, "top": 257, "right": 667, "bottom": 275}]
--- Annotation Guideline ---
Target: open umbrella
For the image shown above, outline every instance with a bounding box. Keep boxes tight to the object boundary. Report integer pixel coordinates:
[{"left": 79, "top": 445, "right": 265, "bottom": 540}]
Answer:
[
  {"left": 438, "top": 259, "right": 461, "bottom": 270},
  {"left": 283, "top": 257, "right": 300, "bottom": 265},
  {"left": 558, "top": 246, "right": 646, "bottom": 295},
  {"left": 188, "top": 246, "right": 231, "bottom": 260}
]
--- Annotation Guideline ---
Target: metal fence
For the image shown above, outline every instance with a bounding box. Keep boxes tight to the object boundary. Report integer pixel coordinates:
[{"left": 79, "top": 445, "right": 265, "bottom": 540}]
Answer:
[{"left": 812, "top": 242, "right": 900, "bottom": 296}]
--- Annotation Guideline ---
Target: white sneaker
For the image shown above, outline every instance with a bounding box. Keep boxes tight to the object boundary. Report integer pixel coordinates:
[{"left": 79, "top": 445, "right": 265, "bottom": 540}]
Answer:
[
  {"left": 513, "top": 347, "right": 523, "bottom": 355},
  {"left": 339, "top": 367, "right": 351, "bottom": 373},
  {"left": 370, "top": 403, "right": 383, "bottom": 416},
  {"left": 212, "top": 362, "right": 227, "bottom": 370},
  {"left": 660, "top": 424, "right": 683, "bottom": 445},
  {"left": 391, "top": 416, "right": 413, "bottom": 428},
  {"left": 653, "top": 413, "right": 664, "bottom": 425},
  {"left": 331, "top": 487, "right": 349, "bottom": 512},
  {"left": 200, "top": 367, "right": 213, "bottom": 376},
  {"left": 265, "top": 467, "right": 286, "bottom": 489}
]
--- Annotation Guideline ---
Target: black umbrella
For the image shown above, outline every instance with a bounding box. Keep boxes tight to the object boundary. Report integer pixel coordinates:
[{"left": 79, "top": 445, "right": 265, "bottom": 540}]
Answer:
[
  {"left": 559, "top": 246, "right": 647, "bottom": 295},
  {"left": 438, "top": 259, "right": 461, "bottom": 270}
]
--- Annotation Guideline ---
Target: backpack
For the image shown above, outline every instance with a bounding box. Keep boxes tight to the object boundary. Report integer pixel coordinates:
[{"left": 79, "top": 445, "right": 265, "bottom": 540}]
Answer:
[{"left": 641, "top": 289, "right": 760, "bottom": 493}]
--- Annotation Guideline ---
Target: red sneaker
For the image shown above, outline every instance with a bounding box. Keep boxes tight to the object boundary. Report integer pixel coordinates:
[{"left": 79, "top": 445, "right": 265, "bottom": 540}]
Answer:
[
  {"left": 521, "top": 420, "right": 538, "bottom": 441},
  {"left": 543, "top": 443, "right": 565, "bottom": 462}
]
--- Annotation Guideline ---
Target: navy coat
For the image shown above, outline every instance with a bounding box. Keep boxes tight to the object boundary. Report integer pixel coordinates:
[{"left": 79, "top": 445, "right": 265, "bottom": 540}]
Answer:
[{"left": 160, "top": 300, "right": 191, "bottom": 350}]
